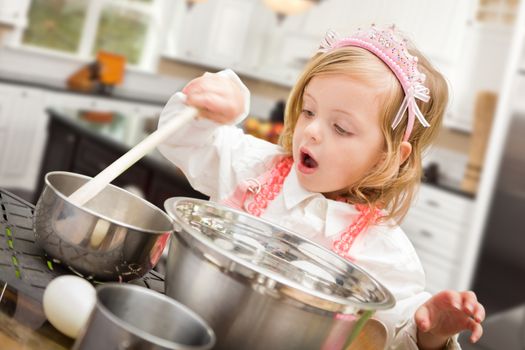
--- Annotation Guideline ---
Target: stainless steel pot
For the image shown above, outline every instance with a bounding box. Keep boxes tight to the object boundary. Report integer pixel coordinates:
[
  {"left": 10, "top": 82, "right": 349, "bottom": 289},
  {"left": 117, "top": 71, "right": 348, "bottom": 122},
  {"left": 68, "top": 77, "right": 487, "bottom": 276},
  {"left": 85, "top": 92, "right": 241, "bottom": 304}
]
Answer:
[
  {"left": 73, "top": 284, "right": 215, "bottom": 350},
  {"left": 164, "top": 197, "right": 395, "bottom": 350},
  {"left": 33, "top": 171, "right": 173, "bottom": 281}
]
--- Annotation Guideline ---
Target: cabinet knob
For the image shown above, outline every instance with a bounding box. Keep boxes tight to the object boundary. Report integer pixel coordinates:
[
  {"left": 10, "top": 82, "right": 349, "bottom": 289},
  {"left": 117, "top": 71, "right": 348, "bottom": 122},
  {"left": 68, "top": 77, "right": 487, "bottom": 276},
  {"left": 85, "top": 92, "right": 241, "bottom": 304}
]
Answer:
[
  {"left": 420, "top": 230, "right": 434, "bottom": 238},
  {"left": 426, "top": 199, "right": 440, "bottom": 208}
]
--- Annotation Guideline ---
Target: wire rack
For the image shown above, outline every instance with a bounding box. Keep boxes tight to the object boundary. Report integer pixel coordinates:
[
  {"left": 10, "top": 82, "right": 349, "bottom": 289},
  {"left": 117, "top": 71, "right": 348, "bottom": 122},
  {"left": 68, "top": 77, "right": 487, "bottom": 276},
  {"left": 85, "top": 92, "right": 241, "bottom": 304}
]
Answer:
[{"left": 0, "top": 189, "right": 165, "bottom": 303}]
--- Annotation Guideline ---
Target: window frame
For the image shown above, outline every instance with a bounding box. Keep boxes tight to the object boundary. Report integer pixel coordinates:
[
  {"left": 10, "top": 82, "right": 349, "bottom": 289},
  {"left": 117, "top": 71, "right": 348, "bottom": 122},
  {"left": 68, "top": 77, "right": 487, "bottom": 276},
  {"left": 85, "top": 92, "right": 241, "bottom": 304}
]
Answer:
[{"left": 7, "top": 0, "right": 169, "bottom": 72}]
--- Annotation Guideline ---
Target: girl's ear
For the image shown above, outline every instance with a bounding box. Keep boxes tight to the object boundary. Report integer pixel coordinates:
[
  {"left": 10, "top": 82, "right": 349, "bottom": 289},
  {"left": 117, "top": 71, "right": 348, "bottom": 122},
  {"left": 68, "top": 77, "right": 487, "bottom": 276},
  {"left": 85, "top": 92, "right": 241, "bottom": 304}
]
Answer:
[{"left": 399, "top": 141, "right": 412, "bottom": 165}]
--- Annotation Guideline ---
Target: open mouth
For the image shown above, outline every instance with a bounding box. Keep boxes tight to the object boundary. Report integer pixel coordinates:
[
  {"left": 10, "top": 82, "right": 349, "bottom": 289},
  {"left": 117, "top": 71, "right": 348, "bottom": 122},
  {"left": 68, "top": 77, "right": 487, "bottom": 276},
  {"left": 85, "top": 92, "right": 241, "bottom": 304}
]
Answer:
[{"left": 300, "top": 149, "right": 318, "bottom": 169}]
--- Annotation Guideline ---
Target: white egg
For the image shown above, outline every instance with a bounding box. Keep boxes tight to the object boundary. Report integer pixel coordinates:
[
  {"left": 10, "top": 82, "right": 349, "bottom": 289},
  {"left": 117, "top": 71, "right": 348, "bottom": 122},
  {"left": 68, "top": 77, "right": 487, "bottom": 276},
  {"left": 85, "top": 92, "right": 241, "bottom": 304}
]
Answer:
[{"left": 43, "top": 275, "right": 97, "bottom": 339}]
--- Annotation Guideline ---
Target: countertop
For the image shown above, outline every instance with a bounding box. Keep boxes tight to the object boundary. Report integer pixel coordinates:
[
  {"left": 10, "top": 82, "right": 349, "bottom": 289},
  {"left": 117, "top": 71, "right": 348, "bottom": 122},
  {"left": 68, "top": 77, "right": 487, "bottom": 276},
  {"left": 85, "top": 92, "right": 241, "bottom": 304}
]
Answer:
[
  {"left": 0, "top": 74, "right": 167, "bottom": 108},
  {"left": 459, "top": 304, "right": 525, "bottom": 349}
]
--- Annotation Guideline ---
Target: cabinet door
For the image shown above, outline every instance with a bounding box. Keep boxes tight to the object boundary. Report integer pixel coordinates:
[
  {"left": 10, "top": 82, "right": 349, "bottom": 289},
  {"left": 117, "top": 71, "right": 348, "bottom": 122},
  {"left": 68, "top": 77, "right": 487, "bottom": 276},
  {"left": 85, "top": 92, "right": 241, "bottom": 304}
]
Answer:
[
  {"left": 203, "top": 0, "right": 257, "bottom": 67},
  {"left": 0, "top": 86, "right": 47, "bottom": 191},
  {"left": 165, "top": 0, "right": 257, "bottom": 68},
  {"left": 0, "top": 85, "right": 15, "bottom": 129},
  {"left": 34, "top": 116, "right": 79, "bottom": 200},
  {"left": 0, "top": 85, "right": 16, "bottom": 187},
  {"left": 168, "top": 0, "right": 218, "bottom": 61},
  {"left": 0, "top": 0, "right": 30, "bottom": 27},
  {"left": 72, "top": 137, "right": 150, "bottom": 198},
  {"left": 401, "top": 185, "right": 473, "bottom": 291}
]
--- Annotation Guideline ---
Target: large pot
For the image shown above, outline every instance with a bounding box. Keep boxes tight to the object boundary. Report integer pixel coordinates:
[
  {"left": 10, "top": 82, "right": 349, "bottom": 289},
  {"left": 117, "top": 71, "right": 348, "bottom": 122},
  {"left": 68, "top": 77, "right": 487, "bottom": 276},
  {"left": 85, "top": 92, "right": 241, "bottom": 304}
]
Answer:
[
  {"left": 164, "top": 197, "right": 395, "bottom": 350},
  {"left": 33, "top": 171, "right": 173, "bottom": 281}
]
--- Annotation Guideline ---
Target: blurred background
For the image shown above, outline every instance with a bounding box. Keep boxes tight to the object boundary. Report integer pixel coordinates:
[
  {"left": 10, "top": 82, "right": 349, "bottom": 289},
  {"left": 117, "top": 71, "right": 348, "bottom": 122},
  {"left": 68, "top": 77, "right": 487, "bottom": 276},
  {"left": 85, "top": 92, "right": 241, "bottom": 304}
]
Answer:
[{"left": 0, "top": 0, "right": 524, "bottom": 348}]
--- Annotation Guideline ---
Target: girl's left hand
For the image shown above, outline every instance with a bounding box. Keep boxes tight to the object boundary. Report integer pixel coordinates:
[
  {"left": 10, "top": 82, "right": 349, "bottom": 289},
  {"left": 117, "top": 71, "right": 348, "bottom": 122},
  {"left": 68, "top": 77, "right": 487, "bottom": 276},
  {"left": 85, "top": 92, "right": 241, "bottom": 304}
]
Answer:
[{"left": 415, "top": 290, "right": 485, "bottom": 349}]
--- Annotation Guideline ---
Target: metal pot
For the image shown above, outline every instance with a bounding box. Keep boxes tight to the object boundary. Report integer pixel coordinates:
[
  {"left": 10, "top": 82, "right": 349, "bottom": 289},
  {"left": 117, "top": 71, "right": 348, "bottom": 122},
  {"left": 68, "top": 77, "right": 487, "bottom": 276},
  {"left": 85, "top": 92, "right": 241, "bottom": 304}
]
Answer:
[
  {"left": 73, "top": 284, "right": 215, "bottom": 350},
  {"left": 33, "top": 171, "right": 173, "bottom": 281},
  {"left": 164, "top": 197, "right": 395, "bottom": 350}
]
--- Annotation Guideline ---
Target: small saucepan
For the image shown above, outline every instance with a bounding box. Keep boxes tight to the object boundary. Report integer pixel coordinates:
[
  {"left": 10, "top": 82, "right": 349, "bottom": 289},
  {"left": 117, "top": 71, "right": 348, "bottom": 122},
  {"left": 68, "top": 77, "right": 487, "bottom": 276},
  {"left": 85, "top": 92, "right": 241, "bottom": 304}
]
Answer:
[{"left": 33, "top": 171, "right": 173, "bottom": 281}]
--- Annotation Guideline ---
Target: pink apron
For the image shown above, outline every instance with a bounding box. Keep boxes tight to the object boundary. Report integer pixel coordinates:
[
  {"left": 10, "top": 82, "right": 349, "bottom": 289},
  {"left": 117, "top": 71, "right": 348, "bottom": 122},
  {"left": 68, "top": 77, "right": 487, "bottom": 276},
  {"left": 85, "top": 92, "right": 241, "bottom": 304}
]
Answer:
[{"left": 221, "top": 156, "right": 382, "bottom": 259}]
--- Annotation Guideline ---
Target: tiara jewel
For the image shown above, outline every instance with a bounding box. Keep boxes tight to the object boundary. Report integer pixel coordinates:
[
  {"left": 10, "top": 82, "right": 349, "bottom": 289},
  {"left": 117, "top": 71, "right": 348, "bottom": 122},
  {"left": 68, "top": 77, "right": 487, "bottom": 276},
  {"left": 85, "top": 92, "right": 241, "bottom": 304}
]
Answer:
[{"left": 318, "top": 26, "right": 431, "bottom": 141}]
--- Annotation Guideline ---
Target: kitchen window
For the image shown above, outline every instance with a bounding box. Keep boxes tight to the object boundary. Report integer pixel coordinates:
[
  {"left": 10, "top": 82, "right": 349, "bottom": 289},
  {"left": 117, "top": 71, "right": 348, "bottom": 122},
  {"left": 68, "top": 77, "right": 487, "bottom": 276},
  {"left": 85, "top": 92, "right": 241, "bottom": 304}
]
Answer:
[{"left": 15, "top": 0, "right": 166, "bottom": 71}]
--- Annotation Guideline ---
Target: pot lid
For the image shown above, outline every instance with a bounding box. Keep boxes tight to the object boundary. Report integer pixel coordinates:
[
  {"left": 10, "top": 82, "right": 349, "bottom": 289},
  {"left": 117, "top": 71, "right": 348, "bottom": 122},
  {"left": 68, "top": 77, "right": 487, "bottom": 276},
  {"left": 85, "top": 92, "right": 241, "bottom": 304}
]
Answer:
[{"left": 165, "top": 197, "right": 395, "bottom": 314}]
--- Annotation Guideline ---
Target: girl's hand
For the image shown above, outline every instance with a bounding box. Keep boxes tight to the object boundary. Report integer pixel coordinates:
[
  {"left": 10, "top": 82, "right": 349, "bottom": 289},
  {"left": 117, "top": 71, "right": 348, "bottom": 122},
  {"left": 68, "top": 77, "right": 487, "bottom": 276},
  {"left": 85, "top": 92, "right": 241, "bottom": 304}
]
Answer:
[
  {"left": 182, "top": 72, "right": 244, "bottom": 124},
  {"left": 415, "top": 290, "right": 485, "bottom": 349}
]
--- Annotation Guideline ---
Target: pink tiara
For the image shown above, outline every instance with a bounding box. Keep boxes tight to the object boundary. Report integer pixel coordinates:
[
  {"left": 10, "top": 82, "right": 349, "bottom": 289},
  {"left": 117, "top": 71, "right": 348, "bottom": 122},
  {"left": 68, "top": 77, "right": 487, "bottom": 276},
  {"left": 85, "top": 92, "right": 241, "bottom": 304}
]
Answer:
[{"left": 318, "top": 25, "right": 431, "bottom": 141}]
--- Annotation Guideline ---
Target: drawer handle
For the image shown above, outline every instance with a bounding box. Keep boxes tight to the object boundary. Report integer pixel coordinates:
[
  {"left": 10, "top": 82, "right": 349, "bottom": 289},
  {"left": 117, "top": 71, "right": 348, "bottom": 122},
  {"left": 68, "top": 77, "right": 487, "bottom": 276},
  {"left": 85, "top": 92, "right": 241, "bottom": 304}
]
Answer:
[
  {"left": 420, "top": 230, "right": 434, "bottom": 238},
  {"left": 426, "top": 199, "right": 440, "bottom": 208}
]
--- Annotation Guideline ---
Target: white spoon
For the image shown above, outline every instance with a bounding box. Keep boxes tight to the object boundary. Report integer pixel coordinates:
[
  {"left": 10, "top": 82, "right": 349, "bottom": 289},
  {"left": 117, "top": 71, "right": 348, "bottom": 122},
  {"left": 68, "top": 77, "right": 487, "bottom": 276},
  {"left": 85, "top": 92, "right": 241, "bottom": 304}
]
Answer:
[{"left": 68, "top": 106, "right": 197, "bottom": 207}]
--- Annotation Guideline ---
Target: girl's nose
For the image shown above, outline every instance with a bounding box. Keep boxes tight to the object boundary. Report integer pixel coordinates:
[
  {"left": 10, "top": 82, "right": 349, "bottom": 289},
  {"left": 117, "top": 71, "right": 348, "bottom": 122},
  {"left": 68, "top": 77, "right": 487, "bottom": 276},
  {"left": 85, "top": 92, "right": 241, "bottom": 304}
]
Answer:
[{"left": 304, "top": 119, "right": 322, "bottom": 143}]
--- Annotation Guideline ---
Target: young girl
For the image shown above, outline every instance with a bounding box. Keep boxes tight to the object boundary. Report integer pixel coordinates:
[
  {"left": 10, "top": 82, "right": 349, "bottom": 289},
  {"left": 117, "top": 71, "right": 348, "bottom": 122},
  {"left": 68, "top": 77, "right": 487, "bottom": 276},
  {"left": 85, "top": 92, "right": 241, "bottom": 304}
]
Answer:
[{"left": 158, "top": 26, "right": 484, "bottom": 349}]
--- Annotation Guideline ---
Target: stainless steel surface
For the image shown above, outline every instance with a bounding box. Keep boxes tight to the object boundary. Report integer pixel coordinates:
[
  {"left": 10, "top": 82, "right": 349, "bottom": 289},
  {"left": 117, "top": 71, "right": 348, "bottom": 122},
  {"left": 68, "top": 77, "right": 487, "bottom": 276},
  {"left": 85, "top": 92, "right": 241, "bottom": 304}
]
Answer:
[
  {"left": 33, "top": 171, "right": 173, "bottom": 281},
  {"left": 73, "top": 284, "right": 215, "bottom": 350},
  {"left": 473, "top": 113, "right": 525, "bottom": 316},
  {"left": 164, "top": 197, "right": 394, "bottom": 350},
  {"left": 482, "top": 114, "right": 525, "bottom": 266}
]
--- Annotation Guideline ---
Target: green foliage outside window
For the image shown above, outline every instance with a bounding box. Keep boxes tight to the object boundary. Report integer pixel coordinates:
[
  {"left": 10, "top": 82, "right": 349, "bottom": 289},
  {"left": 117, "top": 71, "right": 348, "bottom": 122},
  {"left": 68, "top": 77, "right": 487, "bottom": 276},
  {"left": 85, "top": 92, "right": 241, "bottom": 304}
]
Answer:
[
  {"left": 21, "top": 0, "right": 153, "bottom": 66},
  {"left": 93, "top": 7, "right": 148, "bottom": 65},
  {"left": 22, "top": 0, "right": 86, "bottom": 53}
]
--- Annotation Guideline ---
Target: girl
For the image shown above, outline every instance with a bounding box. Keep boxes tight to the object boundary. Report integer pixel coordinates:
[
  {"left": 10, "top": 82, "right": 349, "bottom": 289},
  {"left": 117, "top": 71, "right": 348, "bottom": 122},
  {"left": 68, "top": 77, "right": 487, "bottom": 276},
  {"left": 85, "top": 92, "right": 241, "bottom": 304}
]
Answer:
[{"left": 158, "top": 26, "right": 484, "bottom": 349}]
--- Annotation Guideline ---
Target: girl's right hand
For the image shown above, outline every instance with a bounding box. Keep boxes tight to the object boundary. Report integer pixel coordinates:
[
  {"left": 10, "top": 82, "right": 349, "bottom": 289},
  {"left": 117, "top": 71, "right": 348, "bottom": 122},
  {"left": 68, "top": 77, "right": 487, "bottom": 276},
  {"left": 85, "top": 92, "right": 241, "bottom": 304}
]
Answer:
[{"left": 182, "top": 72, "right": 245, "bottom": 124}]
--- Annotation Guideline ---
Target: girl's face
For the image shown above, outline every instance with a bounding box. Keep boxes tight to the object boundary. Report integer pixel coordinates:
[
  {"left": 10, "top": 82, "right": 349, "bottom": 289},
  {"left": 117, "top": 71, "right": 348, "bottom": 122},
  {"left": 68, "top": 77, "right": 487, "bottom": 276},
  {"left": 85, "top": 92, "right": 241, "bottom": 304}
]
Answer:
[{"left": 292, "top": 74, "right": 386, "bottom": 198}]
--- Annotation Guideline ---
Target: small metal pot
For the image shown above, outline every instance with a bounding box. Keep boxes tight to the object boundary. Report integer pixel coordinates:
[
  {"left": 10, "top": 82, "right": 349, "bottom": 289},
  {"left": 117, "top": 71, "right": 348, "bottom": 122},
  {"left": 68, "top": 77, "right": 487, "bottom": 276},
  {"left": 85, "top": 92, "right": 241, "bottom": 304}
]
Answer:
[
  {"left": 33, "top": 171, "right": 173, "bottom": 281},
  {"left": 164, "top": 198, "right": 395, "bottom": 350},
  {"left": 73, "top": 283, "right": 215, "bottom": 350}
]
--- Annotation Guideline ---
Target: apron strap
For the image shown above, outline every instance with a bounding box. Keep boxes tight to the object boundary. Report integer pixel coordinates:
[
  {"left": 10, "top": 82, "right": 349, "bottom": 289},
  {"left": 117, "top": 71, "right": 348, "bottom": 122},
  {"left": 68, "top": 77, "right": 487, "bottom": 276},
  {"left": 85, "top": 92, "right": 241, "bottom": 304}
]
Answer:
[
  {"left": 221, "top": 156, "right": 293, "bottom": 216},
  {"left": 222, "top": 155, "right": 381, "bottom": 259},
  {"left": 332, "top": 204, "right": 382, "bottom": 260}
]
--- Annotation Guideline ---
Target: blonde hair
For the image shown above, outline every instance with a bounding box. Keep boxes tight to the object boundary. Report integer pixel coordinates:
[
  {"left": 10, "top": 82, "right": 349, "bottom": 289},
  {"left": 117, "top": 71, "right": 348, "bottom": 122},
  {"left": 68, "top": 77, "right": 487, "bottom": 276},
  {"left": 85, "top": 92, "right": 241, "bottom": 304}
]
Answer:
[{"left": 279, "top": 45, "right": 448, "bottom": 223}]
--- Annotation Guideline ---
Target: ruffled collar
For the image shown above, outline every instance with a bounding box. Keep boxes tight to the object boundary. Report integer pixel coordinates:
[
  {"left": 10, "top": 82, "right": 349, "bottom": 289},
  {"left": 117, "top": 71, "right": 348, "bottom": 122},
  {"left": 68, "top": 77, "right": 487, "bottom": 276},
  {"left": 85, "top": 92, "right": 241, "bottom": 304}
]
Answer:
[{"left": 281, "top": 166, "right": 360, "bottom": 237}]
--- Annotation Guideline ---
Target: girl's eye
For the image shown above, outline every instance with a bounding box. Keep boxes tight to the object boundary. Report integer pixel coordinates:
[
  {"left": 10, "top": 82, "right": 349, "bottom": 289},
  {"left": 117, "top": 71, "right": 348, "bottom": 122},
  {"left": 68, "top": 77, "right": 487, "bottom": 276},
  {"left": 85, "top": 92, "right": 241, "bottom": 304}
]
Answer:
[
  {"left": 334, "top": 124, "right": 351, "bottom": 135},
  {"left": 301, "top": 109, "right": 315, "bottom": 118}
]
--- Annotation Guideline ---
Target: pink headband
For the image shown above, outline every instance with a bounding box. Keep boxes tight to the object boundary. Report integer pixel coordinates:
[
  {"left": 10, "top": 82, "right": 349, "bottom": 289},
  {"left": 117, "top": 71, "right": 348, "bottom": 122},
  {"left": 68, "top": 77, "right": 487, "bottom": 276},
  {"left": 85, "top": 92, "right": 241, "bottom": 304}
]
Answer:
[{"left": 318, "top": 25, "right": 431, "bottom": 141}]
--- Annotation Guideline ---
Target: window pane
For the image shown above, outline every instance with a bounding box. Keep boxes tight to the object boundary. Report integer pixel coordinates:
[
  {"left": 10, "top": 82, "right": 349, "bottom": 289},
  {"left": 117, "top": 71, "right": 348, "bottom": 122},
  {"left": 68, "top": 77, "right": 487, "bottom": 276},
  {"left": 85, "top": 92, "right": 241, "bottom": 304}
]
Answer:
[
  {"left": 22, "top": 0, "right": 87, "bottom": 53},
  {"left": 93, "top": 6, "right": 149, "bottom": 65}
]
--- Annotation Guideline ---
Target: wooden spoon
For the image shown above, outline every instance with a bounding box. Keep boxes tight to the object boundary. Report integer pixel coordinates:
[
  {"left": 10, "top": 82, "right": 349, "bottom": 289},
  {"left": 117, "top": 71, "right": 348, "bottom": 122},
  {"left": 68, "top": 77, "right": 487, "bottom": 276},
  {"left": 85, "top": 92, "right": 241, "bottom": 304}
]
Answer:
[{"left": 68, "top": 106, "right": 197, "bottom": 207}]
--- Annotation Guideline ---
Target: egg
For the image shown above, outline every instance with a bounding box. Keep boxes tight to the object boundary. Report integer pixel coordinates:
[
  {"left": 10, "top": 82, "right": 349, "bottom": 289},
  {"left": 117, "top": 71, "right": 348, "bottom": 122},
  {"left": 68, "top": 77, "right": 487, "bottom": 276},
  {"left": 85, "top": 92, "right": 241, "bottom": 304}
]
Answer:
[{"left": 43, "top": 275, "right": 97, "bottom": 339}]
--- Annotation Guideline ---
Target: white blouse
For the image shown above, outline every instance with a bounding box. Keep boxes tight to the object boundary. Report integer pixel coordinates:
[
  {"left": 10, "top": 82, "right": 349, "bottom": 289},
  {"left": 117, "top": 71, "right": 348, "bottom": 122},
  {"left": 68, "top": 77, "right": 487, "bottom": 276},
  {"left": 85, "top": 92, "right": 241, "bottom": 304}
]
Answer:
[{"left": 157, "top": 70, "right": 460, "bottom": 350}]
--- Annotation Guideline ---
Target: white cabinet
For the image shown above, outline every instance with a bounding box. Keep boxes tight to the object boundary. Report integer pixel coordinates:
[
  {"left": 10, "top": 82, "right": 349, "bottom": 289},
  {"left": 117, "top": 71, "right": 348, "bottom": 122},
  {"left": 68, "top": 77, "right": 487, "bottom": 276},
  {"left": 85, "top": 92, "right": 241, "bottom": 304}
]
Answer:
[
  {"left": 165, "top": 0, "right": 257, "bottom": 67},
  {"left": 0, "top": 0, "right": 30, "bottom": 27},
  {"left": 401, "top": 184, "right": 474, "bottom": 293},
  {"left": 163, "top": 0, "right": 474, "bottom": 90},
  {"left": 297, "top": 0, "right": 473, "bottom": 72},
  {"left": 445, "top": 23, "right": 514, "bottom": 132},
  {"left": 0, "top": 83, "right": 47, "bottom": 191}
]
